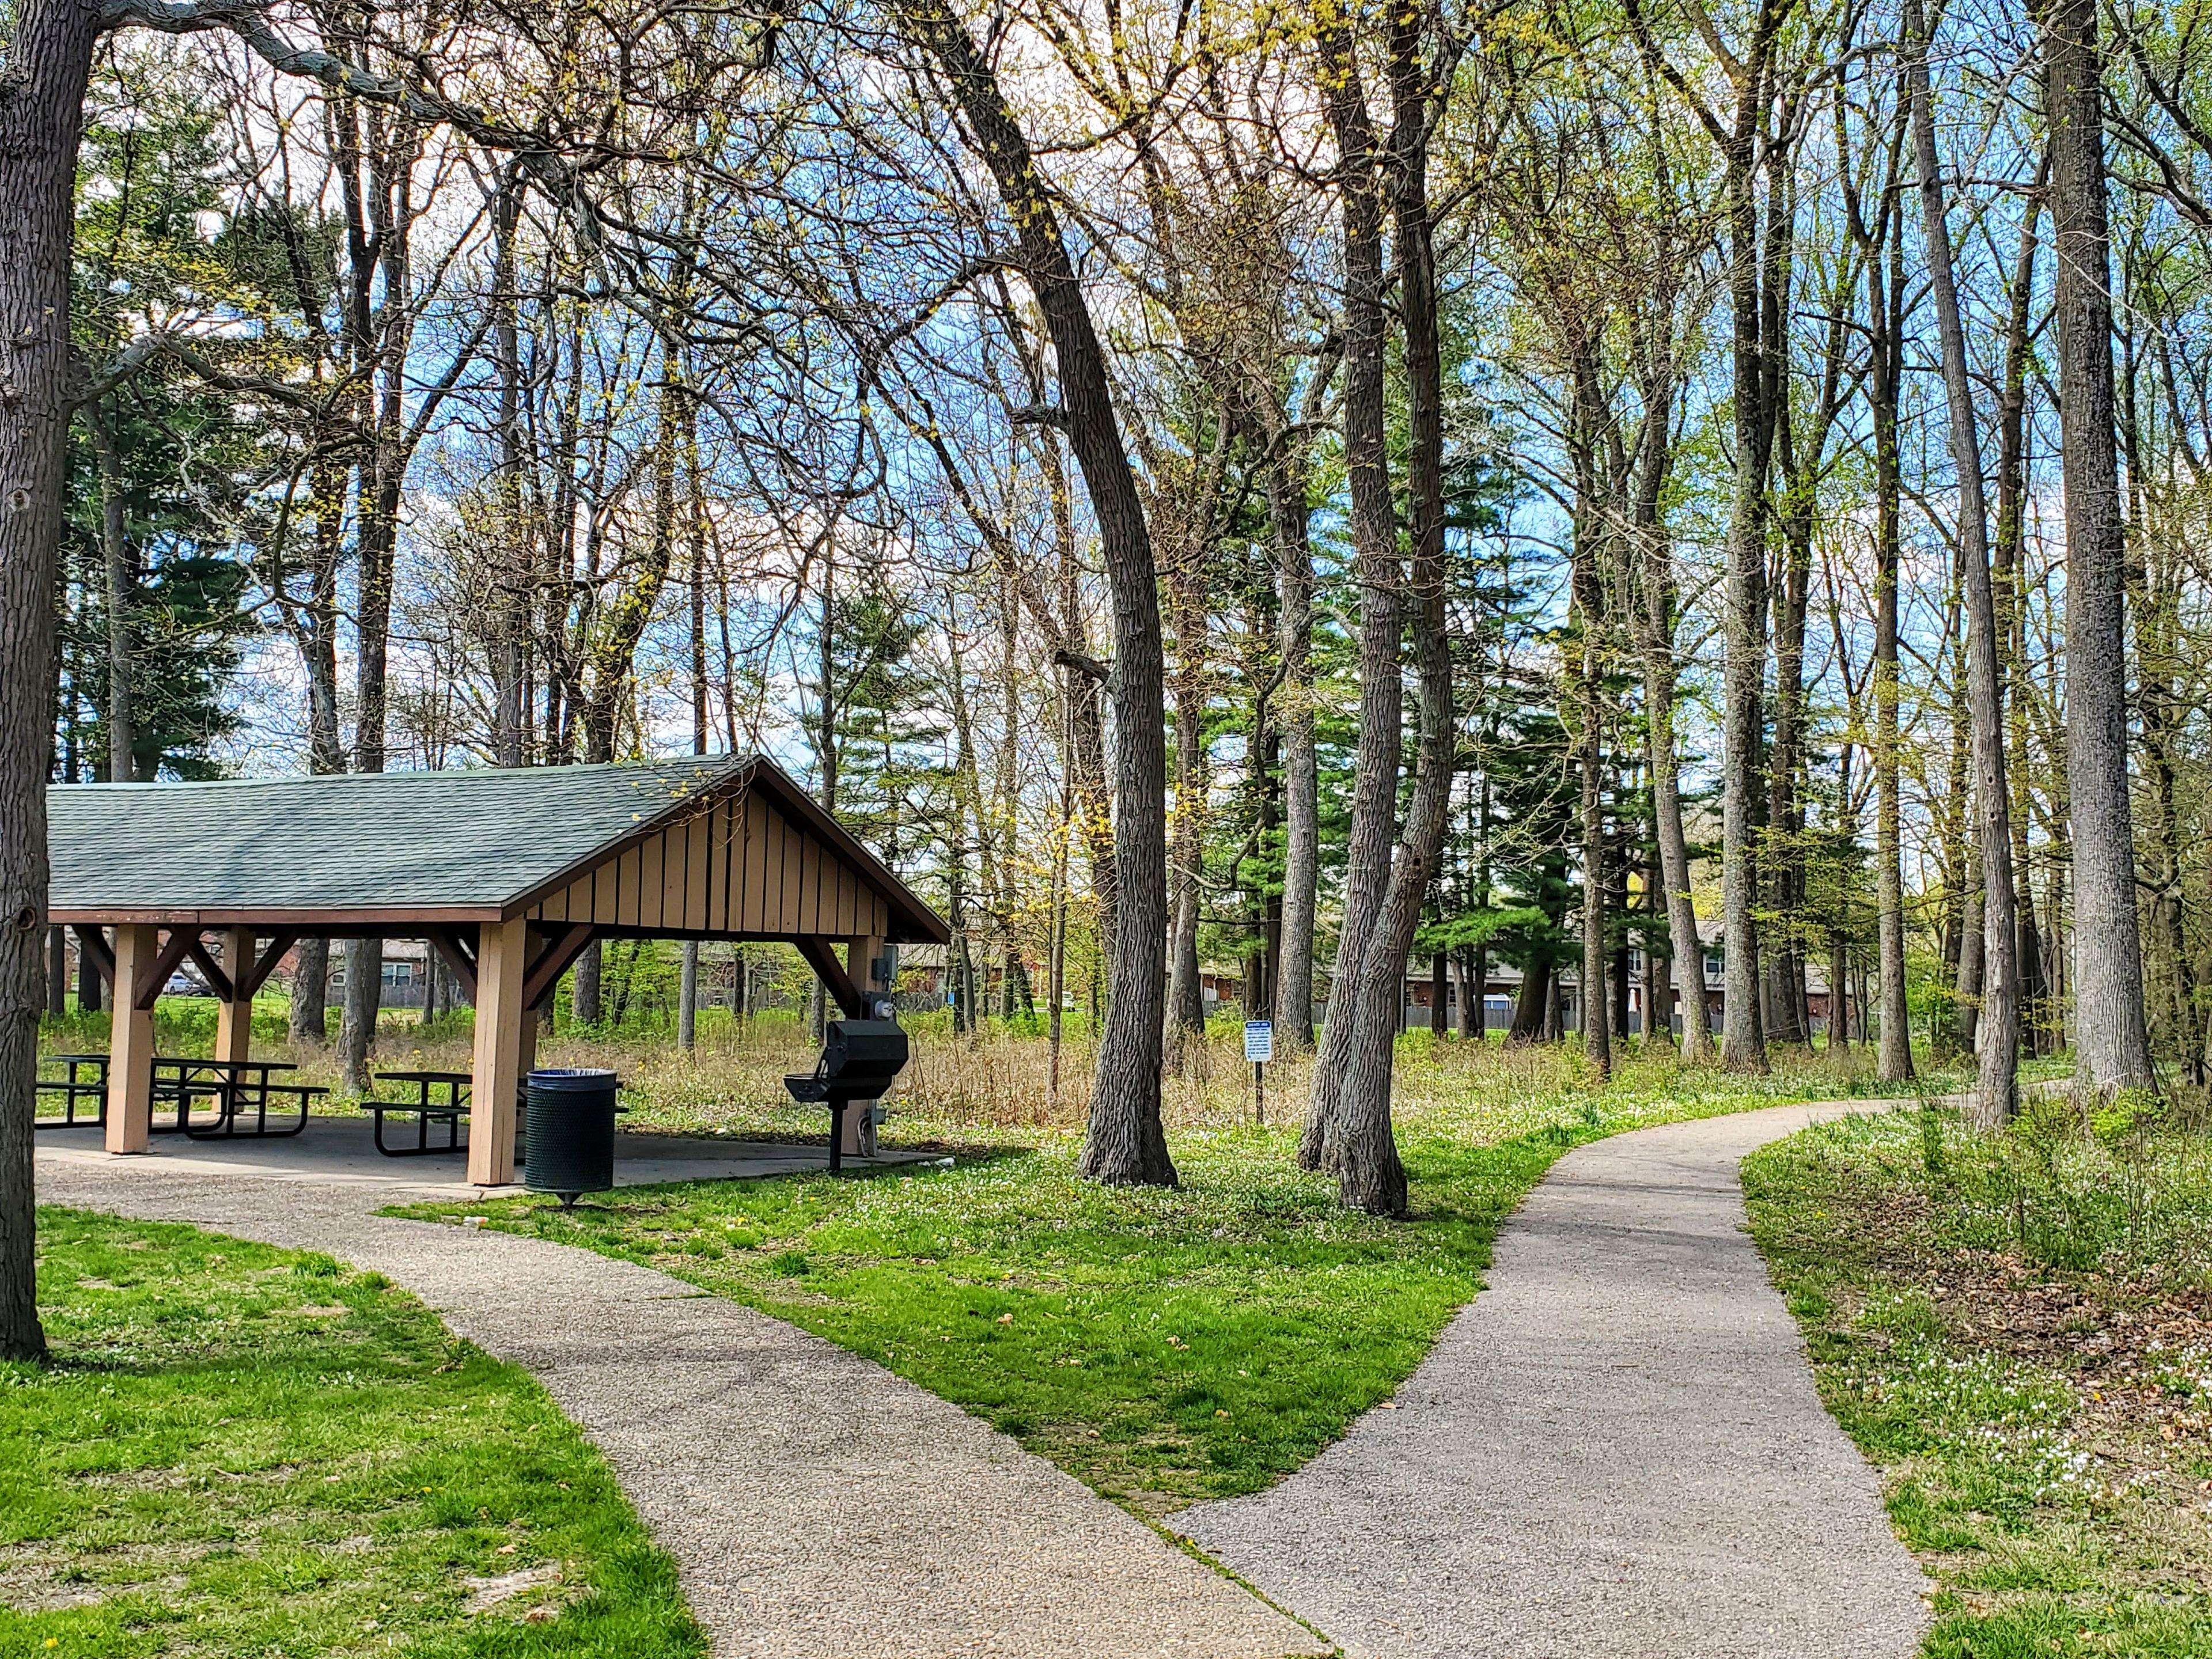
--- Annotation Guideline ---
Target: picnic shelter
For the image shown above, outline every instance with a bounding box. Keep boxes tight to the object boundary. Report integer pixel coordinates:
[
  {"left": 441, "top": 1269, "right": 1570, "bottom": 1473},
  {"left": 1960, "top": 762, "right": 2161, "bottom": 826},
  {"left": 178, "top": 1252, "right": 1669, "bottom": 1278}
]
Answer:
[{"left": 46, "top": 754, "right": 952, "bottom": 1184}]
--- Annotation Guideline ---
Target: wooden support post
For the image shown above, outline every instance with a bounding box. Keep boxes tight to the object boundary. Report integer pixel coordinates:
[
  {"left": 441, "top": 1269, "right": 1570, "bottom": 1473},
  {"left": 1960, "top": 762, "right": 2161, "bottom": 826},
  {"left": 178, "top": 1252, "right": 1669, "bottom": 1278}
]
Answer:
[
  {"left": 214, "top": 926, "right": 255, "bottom": 1065},
  {"left": 468, "top": 918, "right": 529, "bottom": 1187},
  {"left": 847, "top": 936, "right": 887, "bottom": 1009},
  {"left": 842, "top": 934, "right": 885, "bottom": 1160},
  {"left": 105, "top": 924, "right": 160, "bottom": 1154},
  {"left": 518, "top": 989, "right": 541, "bottom": 1077}
]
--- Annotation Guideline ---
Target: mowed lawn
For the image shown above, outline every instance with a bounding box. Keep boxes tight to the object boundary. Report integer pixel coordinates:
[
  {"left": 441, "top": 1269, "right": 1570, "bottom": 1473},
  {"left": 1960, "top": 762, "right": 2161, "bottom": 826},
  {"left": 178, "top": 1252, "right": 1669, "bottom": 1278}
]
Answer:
[
  {"left": 401, "top": 1047, "right": 1964, "bottom": 1513},
  {"left": 3, "top": 1210, "right": 704, "bottom": 1659}
]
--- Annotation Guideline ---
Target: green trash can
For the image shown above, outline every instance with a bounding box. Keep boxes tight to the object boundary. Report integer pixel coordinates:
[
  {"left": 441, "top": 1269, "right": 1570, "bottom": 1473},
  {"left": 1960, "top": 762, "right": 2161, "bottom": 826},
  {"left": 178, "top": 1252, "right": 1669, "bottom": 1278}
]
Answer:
[{"left": 524, "top": 1068, "right": 621, "bottom": 1206}]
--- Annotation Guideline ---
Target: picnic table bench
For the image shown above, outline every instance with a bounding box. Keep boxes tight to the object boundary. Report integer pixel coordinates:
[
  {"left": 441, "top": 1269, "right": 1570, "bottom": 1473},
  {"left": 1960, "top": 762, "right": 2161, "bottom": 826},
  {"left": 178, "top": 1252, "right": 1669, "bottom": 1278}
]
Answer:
[
  {"left": 369, "top": 1070, "right": 474, "bottom": 1156},
  {"left": 151, "top": 1057, "right": 325, "bottom": 1138},
  {"left": 36, "top": 1054, "right": 109, "bottom": 1128}
]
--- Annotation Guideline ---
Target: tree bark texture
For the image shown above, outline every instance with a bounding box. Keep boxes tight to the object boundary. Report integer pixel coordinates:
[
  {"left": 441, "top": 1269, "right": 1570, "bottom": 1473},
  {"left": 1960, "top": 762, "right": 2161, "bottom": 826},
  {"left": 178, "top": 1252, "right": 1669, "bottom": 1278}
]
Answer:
[
  {"left": 1910, "top": 0, "right": 2020, "bottom": 1124},
  {"left": 2043, "top": 0, "right": 2156, "bottom": 1097},
  {"left": 88, "top": 410, "right": 135, "bottom": 781},
  {"left": 339, "top": 938, "right": 381, "bottom": 1094},
  {"left": 289, "top": 936, "right": 328, "bottom": 1043},
  {"left": 1719, "top": 123, "right": 1773, "bottom": 1073},
  {"left": 1631, "top": 349, "right": 1712, "bottom": 1063},
  {"left": 0, "top": 0, "right": 106, "bottom": 1360},
  {"left": 1509, "top": 956, "right": 1552, "bottom": 1044},
  {"left": 1870, "top": 225, "right": 1915, "bottom": 1082},
  {"left": 1995, "top": 192, "right": 2052, "bottom": 1056},
  {"left": 896, "top": 0, "right": 1173, "bottom": 1183},
  {"left": 1165, "top": 529, "right": 1209, "bottom": 1063},
  {"left": 1317, "top": 17, "right": 1454, "bottom": 1215},
  {"left": 679, "top": 940, "right": 699, "bottom": 1052},
  {"left": 1270, "top": 438, "right": 1320, "bottom": 1054},
  {"left": 1302, "top": 21, "right": 1401, "bottom": 1175},
  {"left": 1569, "top": 350, "right": 1613, "bottom": 1079}
]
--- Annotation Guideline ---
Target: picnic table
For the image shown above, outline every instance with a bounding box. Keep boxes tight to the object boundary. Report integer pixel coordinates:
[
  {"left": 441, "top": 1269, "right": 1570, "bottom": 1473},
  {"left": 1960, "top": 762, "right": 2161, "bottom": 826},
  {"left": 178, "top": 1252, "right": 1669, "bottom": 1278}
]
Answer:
[
  {"left": 151, "top": 1057, "right": 325, "bottom": 1138},
  {"left": 369, "top": 1070, "right": 473, "bottom": 1157},
  {"left": 36, "top": 1054, "right": 109, "bottom": 1128}
]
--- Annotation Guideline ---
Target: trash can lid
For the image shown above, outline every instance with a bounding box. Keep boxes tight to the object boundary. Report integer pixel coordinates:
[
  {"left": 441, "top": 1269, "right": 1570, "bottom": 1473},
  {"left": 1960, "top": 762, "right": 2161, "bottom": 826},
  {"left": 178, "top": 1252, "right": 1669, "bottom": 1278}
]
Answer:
[{"left": 527, "top": 1067, "right": 620, "bottom": 1090}]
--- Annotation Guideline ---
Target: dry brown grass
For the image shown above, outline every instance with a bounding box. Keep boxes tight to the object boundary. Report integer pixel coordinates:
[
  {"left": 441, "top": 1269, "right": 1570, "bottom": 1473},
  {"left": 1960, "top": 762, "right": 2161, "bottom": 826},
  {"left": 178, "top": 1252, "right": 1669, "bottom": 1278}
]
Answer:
[{"left": 46, "top": 998, "right": 1950, "bottom": 1153}]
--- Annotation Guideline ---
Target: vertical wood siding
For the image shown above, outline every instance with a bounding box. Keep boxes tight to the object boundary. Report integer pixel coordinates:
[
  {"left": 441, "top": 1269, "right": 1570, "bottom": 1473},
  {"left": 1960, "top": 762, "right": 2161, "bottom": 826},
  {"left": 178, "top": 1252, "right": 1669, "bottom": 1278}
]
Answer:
[{"left": 524, "top": 786, "right": 891, "bottom": 938}]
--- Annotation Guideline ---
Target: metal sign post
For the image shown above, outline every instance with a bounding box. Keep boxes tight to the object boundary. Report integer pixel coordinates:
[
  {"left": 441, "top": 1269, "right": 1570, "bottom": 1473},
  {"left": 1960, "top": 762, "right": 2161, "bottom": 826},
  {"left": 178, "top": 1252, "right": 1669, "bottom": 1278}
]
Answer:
[{"left": 1244, "top": 1020, "right": 1272, "bottom": 1124}]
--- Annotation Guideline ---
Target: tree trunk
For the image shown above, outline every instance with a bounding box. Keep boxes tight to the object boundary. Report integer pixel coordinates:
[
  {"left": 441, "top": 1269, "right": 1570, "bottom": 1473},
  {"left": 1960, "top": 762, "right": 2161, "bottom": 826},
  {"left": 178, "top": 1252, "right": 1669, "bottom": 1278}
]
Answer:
[
  {"left": 1995, "top": 190, "right": 2051, "bottom": 1056},
  {"left": 46, "top": 928, "right": 67, "bottom": 1018},
  {"left": 1633, "top": 373, "right": 1712, "bottom": 1063},
  {"left": 1270, "top": 437, "right": 1320, "bottom": 1055},
  {"left": 2042, "top": 0, "right": 2156, "bottom": 1097},
  {"left": 77, "top": 929, "right": 102, "bottom": 1014},
  {"left": 1718, "top": 176, "right": 1771, "bottom": 1073},
  {"left": 679, "top": 940, "right": 699, "bottom": 1052},
  {"left": 338, "top": 939, "right": 381, "bottom": 1095},
  {"left": 1165, "top": 808, "right": 1204, "bottom": 1056},
  {"left": 1321, "top": 17, "right": 1455, "bottom": 1215},
  {"left": 1870, "top": 218, "right": 1915, "bottom": 1083},
  {"left": 1767, "top": 408, "right": 1816, "bottom": 1050},
  {"left": 1164, "top": 482, "right": 1211, "bottom": 1065},
  {"left": 2119, "top": 342, "right": 2194, "bottom": 1076},
  {"left": 88, "top": 410, "right": 136, "bottom": 781},
  {"left": 895, "top": 0, "right": 1171, "bottom": 1182},
  {"left": 1038, "top": 430, "right": 1119, "bottom": 980},
  {"left": 1509, "top": 957, "right": 1552, "bottom": 1045},
  {"left": 491, "top": 173, "right": 528, "bottom": 768},
  {"left": 1957, "top": 873, "right": 1984, "bottom": 1052},
  {"left": 1302, "top": 21, "right": 1402, "bottom": 1173},
  {"left": 1828, "top": 929, "right": 1851, "bottom": 1051},
  {"left": 1, "top": 0, "right": 104, "bottom": 1361},
  {"left": 573, "top": 942, "right": 603, "bottom": 1025},
  {"left": 1612, "top": 865, "right": 1633, "bottom": 1045},
  {"left": 1049, "top": 741, "right": 1070, "bottom": 1106},
  {"left": 1567, "top": 346, "right": 1615, "bottom": 1080}
]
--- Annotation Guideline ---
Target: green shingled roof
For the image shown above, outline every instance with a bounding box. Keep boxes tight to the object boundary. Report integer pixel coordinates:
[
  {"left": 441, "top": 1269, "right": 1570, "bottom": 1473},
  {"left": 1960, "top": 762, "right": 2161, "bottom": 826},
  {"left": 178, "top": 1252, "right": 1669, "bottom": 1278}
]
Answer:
[{"left": 47, "top": 755, "right": 868, "bottom": 922}]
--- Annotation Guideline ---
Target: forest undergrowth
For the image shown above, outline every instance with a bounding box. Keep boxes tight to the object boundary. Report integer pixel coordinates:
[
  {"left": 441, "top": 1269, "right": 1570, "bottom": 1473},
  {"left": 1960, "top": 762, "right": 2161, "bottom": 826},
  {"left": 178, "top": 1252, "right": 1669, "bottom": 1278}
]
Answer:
[{"left": 1748, "top": 1096, "right": 2212, "bottom": 1657}]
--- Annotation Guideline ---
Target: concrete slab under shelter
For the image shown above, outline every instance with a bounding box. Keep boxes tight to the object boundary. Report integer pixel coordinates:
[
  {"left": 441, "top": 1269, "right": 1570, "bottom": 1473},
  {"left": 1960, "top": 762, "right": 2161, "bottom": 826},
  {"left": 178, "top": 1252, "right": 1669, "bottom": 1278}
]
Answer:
[{"left": 35, "top": 1116, "right": 942, "bottom": 1199}]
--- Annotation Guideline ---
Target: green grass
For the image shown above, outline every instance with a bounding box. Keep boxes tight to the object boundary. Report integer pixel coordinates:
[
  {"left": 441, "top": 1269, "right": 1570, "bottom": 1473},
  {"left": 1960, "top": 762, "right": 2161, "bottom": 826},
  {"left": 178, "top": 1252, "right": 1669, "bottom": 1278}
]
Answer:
[
  {"left": 1745, "top": 1101, "right": 2212, "bottom": 1657},
  {"left": 2, "top": 1209, "right": 705, "bottom": 1659},
  {"left": 397, "top": 1042, "right": 1970, "bottom": 1514}
]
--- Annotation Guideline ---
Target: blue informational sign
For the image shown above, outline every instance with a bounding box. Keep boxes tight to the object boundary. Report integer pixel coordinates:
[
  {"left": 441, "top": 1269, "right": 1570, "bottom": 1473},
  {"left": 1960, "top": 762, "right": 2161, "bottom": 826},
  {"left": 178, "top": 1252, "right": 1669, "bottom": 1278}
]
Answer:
[{"left": 1244, "top": 1021, "right": 1274, "bottom": 1063}]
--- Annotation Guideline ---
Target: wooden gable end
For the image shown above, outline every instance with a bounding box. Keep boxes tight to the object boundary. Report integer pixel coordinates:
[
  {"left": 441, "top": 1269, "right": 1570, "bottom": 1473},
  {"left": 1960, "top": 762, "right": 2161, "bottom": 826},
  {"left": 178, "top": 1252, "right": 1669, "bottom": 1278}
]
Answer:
[{"left": 522, "top": 786, "right": 891, "bottom": 940}]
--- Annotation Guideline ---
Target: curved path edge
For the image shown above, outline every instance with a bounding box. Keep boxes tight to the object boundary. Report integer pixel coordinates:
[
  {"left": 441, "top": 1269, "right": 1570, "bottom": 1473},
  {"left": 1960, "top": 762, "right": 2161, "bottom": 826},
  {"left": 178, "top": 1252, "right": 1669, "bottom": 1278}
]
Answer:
[
  {"left": 34, "top": 1150, "right": 1328, "bottom": 1659},
  {"left": 1181, "top": 1099, "right": 1933, "bottom": 1659}
]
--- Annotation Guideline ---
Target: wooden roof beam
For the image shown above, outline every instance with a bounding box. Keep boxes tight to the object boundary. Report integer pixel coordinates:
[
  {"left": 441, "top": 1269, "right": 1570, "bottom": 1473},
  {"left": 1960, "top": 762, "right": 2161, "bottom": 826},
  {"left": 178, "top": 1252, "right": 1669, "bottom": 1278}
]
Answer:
[
  {"left": 240, "top": 932, "right": 297, "bottom": 997},
  {"left": 430, "top": 927, "right": 479, "bottom": 999},
  {"left": 522, "top": 923, "right": 596, "bottom": 1010},
  {"left": 134, "top": 929, "right": 199, "bottom": 1011},
  {"left": 183, "top": 935, "right": 234, "bottom": 1003},
  {"left": 794, "top": 935, "right": 865, "bottom": 1018},
  {"left": 71, "top": 924, "right": 114, "bottom": 987}
]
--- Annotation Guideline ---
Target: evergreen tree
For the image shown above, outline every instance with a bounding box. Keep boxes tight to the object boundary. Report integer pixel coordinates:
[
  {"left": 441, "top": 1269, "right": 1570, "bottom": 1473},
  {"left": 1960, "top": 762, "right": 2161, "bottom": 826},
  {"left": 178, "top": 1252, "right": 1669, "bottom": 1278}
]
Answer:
[{"left": 58, "top": 57, "right": 258, "bottom": 781}]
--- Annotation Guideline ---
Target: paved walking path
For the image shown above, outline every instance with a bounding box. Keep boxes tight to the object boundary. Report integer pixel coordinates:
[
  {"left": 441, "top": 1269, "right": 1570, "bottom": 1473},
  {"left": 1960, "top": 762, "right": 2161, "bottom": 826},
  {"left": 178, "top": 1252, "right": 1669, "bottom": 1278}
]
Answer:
[
  {"left": 1180, "top": 1101, "right": 1931, "bottom": 1659},
  {"left": 35, "top": 1149, "right": 1325, "bottom": 1659}
]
